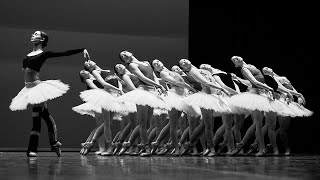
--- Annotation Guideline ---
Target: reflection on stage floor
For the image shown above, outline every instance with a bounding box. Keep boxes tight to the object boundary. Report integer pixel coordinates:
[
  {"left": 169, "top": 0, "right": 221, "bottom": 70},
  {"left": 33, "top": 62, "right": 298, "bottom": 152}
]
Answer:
[{"left": 0, "top": 152, "right": 319, "bottom": 180}]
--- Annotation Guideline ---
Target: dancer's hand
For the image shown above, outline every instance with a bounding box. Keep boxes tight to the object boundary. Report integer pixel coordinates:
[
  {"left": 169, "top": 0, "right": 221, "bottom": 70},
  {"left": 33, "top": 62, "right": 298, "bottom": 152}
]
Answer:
[
  {"left": 83, "top": 49, "right": 90, "bottom": 59},
  {"left": 221, "top": 88, "right": 230, "bottom": 96}
]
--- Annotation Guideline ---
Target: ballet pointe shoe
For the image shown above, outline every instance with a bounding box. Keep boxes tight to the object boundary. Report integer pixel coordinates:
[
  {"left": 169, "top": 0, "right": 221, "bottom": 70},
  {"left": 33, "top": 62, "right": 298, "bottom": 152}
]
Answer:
[
  {"left": 230, "top": 142, "right": 244, "bottom": 156},
  {"left": 101, "top": 146, "right": 114, "bottom": 156},
  {"left": 27, "top": 152, "right": 37, "bottom": 157},
  {"left": 217, "top": 143, "right": 227, "bottom": 155},
  {"left": 118, "top": 141, "right": 131, "bottom": 156},
  {"left": 129, "top": 145, "right": 139, "bottom": 156},
  {"left": 51, "top": 141, "right": 62, "bottom": 157},
  {"left": 245, "top": 143, "right": 259, "bottom": 156},
  {"left": 180, "top": 142, "right": 194, "bottom": 156},
  {"left": 207, "top": 148, "right": 217, "bottom": 157},
  {"left": 140, "top": 144, "right": 152, "bottom": 157},
  {"left": 255, "top": 149, "right": 267, "bottom": 157},
  {"left": 284, "top": 149, "right": 291, "bottom": 156},
  {"left": 150, "top": 142, "right": 159, "bottom": 155},
  {"left": 82, "top": 142, "right": 94, "bottom": 156},
  {"left": 113, "top": 142, "right": 122, "bottom": 155}
]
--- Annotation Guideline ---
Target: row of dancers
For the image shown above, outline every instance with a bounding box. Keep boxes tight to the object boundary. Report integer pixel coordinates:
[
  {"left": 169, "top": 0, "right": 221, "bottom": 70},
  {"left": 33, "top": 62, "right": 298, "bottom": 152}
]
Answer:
[{"left": 9, "top": 31, "right": 313, "bottom": 157}]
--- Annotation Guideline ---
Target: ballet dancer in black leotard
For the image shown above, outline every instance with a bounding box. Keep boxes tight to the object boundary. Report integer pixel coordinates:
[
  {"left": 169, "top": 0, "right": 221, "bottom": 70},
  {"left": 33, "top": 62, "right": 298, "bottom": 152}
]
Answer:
[{"left": 9, "top": 30, "right": 88, "bottom": 157}]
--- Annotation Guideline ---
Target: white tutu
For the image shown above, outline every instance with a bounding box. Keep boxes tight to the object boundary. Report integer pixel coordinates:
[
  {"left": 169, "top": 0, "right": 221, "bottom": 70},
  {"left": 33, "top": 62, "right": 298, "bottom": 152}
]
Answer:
[
  {"left": 9, "top": 80, "right": 69, "bottom": 111},
  {"left": 72, "top": 102, "right": 96, "bottom": 117},
  {"left": 117, "top": 85, "right": 168, "bottom": 110},
  {"left": 182, "top": 91, "right": 231, "bottom": 115},
  {"left": 228, "top": 89, "right": 285, "bottom": 115},
  {"left": 289, "top": 102, "right": 313, "bottom": 117},
  {"left": 79, "top": 89, "right": 136, "bottom": 114}
]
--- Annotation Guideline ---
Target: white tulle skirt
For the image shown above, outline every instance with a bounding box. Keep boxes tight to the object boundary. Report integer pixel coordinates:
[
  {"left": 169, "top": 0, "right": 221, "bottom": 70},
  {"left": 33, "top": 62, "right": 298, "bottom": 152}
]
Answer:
[
  {"left": 117, "top": 85, "right": 168, "bottom": 110},
  {"left": 288, "top": 102, "right": 313, "bottom": 117},
  {"left": 182, "top": 91, "right": 231, "bottom": 115},
  {"left": 10, "top": 80, "right": 69, "bottom": 111},
  {"left": 79, "top": 88, "right": 137, "bottom": 114},
  {"left": 228, "top": 88, "right": 285, "bottom": 115},
  {"left": 72, "top": 102, "right": 96, "bottom": 117}
]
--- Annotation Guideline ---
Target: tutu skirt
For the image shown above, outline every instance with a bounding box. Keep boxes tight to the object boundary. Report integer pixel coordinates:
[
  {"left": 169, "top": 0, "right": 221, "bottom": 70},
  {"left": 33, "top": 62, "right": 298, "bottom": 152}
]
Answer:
[
  {"left": 10, "top": 80, "right": 69, "bottom": 111},
  {"left": 79, "top": 88, "right": 136, "bottom": 114},
  {"left": 228, "top": 89, "right": 285, "bottom": 115},
  {"left": 182, "top": 91, "right": 231, "bottom": 115},
  {"left": 117, "top": 85, "right": 168, "bottom": 110},
  {"left": 72, "top": 102, "right": 96, "bottom": 117}
]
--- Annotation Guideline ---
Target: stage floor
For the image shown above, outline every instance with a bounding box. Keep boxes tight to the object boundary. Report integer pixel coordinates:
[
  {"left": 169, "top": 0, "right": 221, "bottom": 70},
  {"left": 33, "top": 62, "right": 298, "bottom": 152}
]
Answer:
[{"left": 0, "top": 152, "right": 319, "bottom": 180}]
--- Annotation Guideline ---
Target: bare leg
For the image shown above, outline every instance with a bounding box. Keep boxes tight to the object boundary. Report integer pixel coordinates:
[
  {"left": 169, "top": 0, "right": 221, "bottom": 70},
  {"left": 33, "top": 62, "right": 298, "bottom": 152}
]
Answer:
[{"left": 277, "top": 116, "right": 291, "bottom": 155}]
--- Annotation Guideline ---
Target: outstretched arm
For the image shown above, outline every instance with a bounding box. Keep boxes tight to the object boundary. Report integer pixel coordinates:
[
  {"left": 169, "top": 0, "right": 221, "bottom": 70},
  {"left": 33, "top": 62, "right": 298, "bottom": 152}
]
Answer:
[
  {"left": 189, "top": 68, "right": 227, "bottom": 94},
  {"left": 46, "top": 48, "right": 86, "bottom": 58},
  {"left": 160, "top": 71, "right": 196, "bottom": 92}
]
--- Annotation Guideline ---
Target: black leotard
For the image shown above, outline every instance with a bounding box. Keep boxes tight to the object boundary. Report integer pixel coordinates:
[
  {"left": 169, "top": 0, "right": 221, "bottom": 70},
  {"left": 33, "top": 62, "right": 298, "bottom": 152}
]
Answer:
[{"left": 23, "top": 49, "right": 84, "bottom": 72}]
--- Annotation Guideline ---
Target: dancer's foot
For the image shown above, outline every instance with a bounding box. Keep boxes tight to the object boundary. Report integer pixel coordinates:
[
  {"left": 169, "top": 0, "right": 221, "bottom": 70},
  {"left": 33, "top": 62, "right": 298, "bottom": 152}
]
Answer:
[
  {"left": 118, "top": 141, "right": 131, "bottom": 156},
  {"left": 245, "top": 143, "right": 258, "bottom": 155},
  {"left": 180, "top": 142, "right": 194, "bottom": 156},
  {"left": 216, "top": 143, "right": 226, "bottom": 155},
  {"left": 255, "top": 149, "right": 267, "bottom": 157},
  {"left": 284, "top": 149, "right": 291, "bottom": 156},
  {"left": 101, "top": 146, "right": 114, "bottom": 156},
  {"left": 150, "top": 142, "right": 159, "bottom": 155},
  {"left": 113, "top": 142, "right": 122, "bottom": 155},
  {"left": 140, "top": 145, "right": 152, "bottom": 157},
  {"left": 27, "top": 152, "right": 37, "bottom": 157},
  {"left": 129, "top": 145, "right": 139, "bottom": 156},
  {"left": 51, "top": 141, "right": 62, "bottom": 157},
  {"left": 207, "top": 148, "right": 217, "bottom": 157},
  {"left": 190, "top": 147, "right": 200, "bottom": 156},
  {"left": 230, "top": 142, "right": 244, "bottom": 156},
  {"left": 82, "top": 142, "right": 94, "bottom": 156}
]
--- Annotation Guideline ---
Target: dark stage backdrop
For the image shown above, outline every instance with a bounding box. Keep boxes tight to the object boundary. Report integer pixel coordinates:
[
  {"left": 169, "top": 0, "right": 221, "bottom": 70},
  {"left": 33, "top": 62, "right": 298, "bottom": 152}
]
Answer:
[
  {"left": 189, "top": 5, "right": 319, "bottom": 153},
  {"left": 0, "top": 1, "right": 188, "bottom": 150}
]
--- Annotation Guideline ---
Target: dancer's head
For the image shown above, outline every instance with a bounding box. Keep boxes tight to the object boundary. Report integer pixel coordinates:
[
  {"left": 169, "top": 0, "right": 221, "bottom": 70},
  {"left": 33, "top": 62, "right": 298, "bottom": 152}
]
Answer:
[
  {"left": 114, "top": 64, "right": 127, "bottom": 76},
  {"left": 262, "top": 67, "right": 273, "bottom": 76},
  {"left": 31, "top": 30, "right": 49, "bottom": 48},
  {"left": 178, "top": 59, "right": 192, "bottom": 72},
  {"left": 231, "top": 56, "right": 244, "bottom": 68},
  {"left": 152, "top": 59, "right": 164, "bottom": 73},
  {"left": 119, "top": 50, "right": 133, "bottom": 64},
  {"left": 79, "top": 70, "right": 91, "bottom": 83},
  {"left": 84, "top": 60, "right": 97, "bottom": 72},
  {"left": 171, "top": 65, "right": 183, "bottom": 74}
]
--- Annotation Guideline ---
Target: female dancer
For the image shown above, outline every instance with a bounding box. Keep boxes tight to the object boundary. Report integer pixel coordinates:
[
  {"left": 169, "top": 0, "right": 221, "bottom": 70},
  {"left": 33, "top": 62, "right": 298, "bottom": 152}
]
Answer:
[
  {"left": 112, "top": 63, "right": 140, "bottom": 155},
  {"left": 73, "top": 70, "right": 106, "bottom": 155},
  {"left": 80, "top": 60, "right": 136, "bottom": 156},
  {"left": 152, "top": 59, "right": 197, "bottom": 155},
  {"left": 117, "top": 50, "right": 168, "bottom": 157},
  {"left": 199, "top": 64, "right": 240, "bottom": 155},
  {"left": 9, "top": 30, "right": 88, "bottom": 157},
  {"left": 262, "top": 67, "right": 312, "bottom": 155},
  {"left": 179, "top": 59, "right": 231, "bottom": 157},
  {"left": 171, "top": 65, "right": 203, "bottom": 155},
  {"left": 228, "top": 56, "right": 284, "bottom": 156}
]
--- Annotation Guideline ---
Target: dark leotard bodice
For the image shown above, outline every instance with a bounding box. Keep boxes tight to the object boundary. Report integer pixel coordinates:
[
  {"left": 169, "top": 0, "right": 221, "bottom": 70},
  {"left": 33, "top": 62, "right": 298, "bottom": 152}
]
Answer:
[
  {"left": 213, "top": 72, "right": 236, "bottom": 91},
  {"left": 22, "top": 49, "right": 84, "bottom": 82}
]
